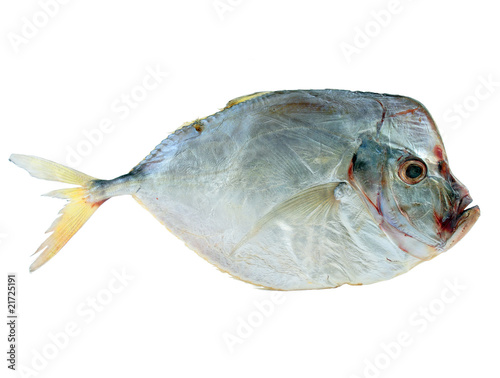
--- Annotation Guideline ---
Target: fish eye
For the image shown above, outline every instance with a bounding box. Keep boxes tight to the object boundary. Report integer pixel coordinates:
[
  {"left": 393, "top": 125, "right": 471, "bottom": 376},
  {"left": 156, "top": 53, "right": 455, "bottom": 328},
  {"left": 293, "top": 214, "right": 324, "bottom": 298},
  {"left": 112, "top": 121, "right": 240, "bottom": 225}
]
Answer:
[{"left": 398, "top": 158, "right": 427, "bottom": 185}]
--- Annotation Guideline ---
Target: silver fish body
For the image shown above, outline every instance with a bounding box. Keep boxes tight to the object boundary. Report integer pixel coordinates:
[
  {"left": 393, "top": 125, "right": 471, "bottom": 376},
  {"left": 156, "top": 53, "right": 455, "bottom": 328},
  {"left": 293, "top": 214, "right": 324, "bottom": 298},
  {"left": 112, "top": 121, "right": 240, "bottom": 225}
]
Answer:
[{"left": 10, "top": 90, "right": 480, "bottom": 290}]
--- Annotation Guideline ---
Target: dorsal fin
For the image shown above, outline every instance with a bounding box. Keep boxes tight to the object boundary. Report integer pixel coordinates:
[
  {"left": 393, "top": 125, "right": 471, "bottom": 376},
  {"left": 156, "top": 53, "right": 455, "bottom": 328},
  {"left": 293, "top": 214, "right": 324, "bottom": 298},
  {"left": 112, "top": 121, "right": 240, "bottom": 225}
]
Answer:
[{"left": 224, "top": 91, "right": 270, "bottom": 110}]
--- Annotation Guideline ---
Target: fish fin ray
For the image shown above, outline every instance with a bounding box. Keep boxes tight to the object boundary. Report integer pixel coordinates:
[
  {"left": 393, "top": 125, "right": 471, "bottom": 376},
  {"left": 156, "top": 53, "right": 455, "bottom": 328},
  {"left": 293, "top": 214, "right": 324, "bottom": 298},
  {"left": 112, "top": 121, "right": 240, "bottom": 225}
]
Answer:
[
  {"left": 224, "top": 91, "right": 270, "bottom": 109},
  {"left": 9, "top": 154, "right": 106, "bottom": 272},
  {"left": 9, "top": 154, "right": 95, "bottom": 184},
  {"left": 230, "top": 183, "right": 340, "bottom": 255},
  {"left": 30, "top": 193, "right": 105, "bottom": 271}
]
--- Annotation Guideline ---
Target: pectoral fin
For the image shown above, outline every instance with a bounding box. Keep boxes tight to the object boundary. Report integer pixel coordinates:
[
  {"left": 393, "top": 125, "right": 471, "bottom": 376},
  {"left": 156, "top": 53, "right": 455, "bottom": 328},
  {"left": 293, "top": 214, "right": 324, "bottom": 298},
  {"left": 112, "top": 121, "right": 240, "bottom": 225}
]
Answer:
[{"left": 230, "top": 182, "right": 341, "bottom": 255}]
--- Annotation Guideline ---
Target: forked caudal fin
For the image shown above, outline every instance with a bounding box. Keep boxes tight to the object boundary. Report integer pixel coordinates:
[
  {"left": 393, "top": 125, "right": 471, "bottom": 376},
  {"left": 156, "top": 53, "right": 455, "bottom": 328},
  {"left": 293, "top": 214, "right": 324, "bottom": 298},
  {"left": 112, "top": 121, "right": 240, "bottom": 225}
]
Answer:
[{"left": 9, "top": 154, "right": 108, "bottom": 272}]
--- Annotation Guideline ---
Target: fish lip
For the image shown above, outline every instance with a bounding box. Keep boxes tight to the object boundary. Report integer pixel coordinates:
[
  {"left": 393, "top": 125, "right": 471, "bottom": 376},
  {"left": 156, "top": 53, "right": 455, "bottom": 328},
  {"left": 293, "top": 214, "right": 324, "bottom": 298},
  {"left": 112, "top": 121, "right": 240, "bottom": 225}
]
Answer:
[
  {"left": 457, "top": 194, "right": 473, "bottom": 214},
  {"left": 440, "top": 205, "right": 480, "bottom": 251}
]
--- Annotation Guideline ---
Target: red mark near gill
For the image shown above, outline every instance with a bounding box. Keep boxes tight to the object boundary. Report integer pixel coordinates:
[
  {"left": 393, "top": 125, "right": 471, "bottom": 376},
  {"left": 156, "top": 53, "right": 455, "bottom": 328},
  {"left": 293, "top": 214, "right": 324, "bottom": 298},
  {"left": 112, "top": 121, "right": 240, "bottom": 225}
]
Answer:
[
  {"left": 434, "top": 145, "right": 444, "bottom": 161},
  {"left": 375, "top": 194, "right": 382, "bottom": 216},
  {"left": 438, "top": 160, "right": 451, "bottom": 179},
  {"left": 374, "top": 99, "right": 387, "bottom": 139},
  {"left": 359, "top": 192, "right": 381, "bottom": 216},
  {"left": 433, "top": 210, "right": 443, "bottom": 237},
  {"left": 398, "top": 245, "right": 410, "bottom": 254},
  {"left": 389, "top": 107, "right": 420, "bottom": 117},
  {"left": 347, "top": 157, "right": 355, "bottom": 183}
]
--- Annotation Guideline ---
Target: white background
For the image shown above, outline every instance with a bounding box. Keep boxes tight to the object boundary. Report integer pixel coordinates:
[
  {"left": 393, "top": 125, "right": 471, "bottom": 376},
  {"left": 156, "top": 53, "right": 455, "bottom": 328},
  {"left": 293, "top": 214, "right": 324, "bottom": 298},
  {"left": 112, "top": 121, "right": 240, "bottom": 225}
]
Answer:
[{"left": 0, "top": 1, "right": 498, "bottom": 377}]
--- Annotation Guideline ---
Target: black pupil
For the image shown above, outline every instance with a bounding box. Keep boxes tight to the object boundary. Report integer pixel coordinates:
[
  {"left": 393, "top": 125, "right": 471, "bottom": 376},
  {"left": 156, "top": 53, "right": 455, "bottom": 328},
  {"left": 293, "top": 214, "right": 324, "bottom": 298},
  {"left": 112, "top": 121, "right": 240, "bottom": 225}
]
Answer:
[{"left": 406, "top": 164, "right": 423, "bottom": 179}]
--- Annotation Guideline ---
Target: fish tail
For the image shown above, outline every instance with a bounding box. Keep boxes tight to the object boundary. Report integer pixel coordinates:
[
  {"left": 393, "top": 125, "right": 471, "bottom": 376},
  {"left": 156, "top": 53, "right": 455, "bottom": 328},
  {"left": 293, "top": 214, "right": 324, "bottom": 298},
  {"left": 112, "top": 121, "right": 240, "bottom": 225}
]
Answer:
[{"left": 9, "top": 154, "right": 109, "bottom": 272}]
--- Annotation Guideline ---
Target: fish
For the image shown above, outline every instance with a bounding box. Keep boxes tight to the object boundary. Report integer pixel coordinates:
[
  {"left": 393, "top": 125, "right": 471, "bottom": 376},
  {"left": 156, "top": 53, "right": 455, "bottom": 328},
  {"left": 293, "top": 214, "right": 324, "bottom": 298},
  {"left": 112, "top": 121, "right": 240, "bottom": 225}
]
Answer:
[{"left": 9, "top": 89, "right": 480, "bottom": 290}]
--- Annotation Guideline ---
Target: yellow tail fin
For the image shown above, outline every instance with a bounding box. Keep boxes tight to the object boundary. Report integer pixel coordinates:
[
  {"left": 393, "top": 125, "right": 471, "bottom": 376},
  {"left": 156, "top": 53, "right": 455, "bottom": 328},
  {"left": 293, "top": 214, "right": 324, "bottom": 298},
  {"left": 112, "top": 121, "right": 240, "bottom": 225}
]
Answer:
[{"left": 9, "top": 154, "right": 106, "bottom": 272}]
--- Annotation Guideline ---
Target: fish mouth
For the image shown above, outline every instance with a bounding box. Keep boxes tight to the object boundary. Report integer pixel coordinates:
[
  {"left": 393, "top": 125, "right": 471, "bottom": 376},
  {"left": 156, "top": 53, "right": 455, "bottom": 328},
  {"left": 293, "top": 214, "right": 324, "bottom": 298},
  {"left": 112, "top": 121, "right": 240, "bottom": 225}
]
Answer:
[
  {"left": 457, "top": 194, "right": 473, "bottom": 215},
  {"left": 440, "top": 197, "right": 480, "bottom": 252}
]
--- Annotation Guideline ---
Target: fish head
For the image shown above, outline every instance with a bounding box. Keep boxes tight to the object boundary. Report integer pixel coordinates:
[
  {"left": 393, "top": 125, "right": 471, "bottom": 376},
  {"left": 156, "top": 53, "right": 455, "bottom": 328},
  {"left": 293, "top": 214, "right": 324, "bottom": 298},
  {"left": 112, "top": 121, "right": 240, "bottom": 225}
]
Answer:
[{"left": 348, "top": 136, "right": 480, "bottom": 261}]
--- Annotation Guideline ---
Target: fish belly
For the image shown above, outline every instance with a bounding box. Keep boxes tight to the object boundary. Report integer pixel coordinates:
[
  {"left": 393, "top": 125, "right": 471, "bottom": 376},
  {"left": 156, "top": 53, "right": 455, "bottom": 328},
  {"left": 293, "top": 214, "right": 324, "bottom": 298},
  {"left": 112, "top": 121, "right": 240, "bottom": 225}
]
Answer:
[{"left": 134, "top": 171, "right": 420, "bottom": 289}]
